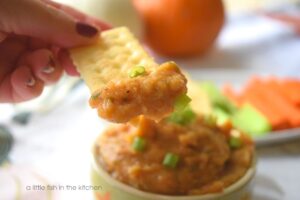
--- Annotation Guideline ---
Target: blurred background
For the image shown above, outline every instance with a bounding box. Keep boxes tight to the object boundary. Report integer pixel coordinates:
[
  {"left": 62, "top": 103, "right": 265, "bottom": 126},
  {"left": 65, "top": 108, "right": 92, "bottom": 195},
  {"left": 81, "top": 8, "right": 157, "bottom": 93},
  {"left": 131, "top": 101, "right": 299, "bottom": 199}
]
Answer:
[{"left": 1, "top": 0, "right": 300, "bottom": 199}]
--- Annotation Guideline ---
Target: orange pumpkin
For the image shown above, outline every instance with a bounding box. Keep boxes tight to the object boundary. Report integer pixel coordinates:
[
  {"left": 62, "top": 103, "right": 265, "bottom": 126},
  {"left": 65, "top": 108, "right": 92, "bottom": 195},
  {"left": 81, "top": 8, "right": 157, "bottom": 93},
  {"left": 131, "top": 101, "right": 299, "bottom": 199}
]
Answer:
[{"left": 133, "top": 0, "right": 225, "bottom": 57}]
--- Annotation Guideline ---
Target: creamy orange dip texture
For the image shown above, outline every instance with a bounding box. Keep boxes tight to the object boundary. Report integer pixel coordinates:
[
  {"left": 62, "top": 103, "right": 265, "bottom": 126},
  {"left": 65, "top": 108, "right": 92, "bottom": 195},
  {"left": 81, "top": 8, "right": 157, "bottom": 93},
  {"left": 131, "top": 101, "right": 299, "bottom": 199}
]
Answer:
[
  {"left": 89, "top": 62, "right": 187, "bottom": 123},
  {"left": 94, "top": 117, "right": 254, "bottom": 195}
]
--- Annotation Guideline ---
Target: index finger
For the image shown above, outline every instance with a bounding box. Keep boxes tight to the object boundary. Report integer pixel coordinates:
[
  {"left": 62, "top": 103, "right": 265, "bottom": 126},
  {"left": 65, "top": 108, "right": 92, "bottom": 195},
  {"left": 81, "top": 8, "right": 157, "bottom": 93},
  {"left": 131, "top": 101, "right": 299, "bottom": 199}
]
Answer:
[{"left": 42, "top": 0, "right": 112, "bottom": 31}]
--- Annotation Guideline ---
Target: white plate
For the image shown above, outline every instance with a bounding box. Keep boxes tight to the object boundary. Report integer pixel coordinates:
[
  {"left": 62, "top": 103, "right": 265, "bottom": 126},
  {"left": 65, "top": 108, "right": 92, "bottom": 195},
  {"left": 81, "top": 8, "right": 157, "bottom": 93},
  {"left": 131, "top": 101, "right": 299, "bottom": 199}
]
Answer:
[{"left": 255, "top": 127, "right": 300, "bottom": 147}]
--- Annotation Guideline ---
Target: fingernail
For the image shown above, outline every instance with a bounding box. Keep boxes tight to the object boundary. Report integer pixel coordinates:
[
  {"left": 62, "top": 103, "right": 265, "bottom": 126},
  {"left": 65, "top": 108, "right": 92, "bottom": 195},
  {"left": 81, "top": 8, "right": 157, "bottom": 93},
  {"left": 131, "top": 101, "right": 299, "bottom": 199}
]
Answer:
[
  {"left": 76, "top": 22, "right": 98, "bottom": 37},
  {"left": 42, "top": 66, "right": 55, "bottom": 74},
  {"left": 42, "top": 56, "right": 55, "bottom": 74},
  {"left": 26, "top": 77, "right": 36, "bottom": 87}
]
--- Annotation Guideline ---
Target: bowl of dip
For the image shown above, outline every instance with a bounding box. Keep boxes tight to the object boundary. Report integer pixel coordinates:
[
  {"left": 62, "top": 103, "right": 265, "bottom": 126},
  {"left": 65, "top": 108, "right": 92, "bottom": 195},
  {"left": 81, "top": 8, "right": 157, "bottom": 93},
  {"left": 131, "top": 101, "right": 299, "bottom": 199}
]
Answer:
[{"left": 91, "top": 116, "right": 256, "bottom": 200}]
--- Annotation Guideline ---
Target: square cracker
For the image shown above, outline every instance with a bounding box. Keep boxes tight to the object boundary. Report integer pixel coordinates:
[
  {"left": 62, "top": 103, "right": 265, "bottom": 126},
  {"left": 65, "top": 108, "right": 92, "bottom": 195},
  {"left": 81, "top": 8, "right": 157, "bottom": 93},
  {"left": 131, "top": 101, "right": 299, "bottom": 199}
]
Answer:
[
  {"left": 70, "top": 27, "right": 187, "bottom": 123},
  {"left": 70, "top": 27, "right": 157, "bottom": 94}
]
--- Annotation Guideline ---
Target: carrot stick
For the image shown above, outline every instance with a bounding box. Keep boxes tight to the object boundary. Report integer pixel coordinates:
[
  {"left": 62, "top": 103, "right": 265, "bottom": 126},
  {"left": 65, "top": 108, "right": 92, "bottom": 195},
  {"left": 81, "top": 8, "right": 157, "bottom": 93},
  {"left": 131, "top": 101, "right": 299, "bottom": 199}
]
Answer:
[
  {"left": 279, "top": 79, "right": 300, "bottom": 107},
  {"left": 266, "top": 78, "right": 295, "bottom": 104},
  {"left": 259, "top": 79, "right": 300, "bottom": 128},
  {"left": 241, "top": 88, "right": 289, "bottom": 130},
  {"left": 242, "top": 78, "right": 290, "bottom": 130}
]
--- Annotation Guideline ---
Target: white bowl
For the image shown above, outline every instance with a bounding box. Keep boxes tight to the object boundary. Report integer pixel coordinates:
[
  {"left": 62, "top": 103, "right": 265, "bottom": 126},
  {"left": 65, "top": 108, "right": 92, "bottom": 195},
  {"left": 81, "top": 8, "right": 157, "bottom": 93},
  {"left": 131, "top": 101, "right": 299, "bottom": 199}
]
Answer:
[{"left": 91, "top": 146, "right": 256, "bottom": 200}]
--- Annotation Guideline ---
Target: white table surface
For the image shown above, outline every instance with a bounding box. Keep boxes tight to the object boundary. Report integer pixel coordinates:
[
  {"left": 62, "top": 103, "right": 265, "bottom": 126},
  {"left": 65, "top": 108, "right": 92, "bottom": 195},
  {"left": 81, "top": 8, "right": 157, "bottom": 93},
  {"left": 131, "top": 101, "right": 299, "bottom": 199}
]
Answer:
[{"left": 1, "top": 3, "right": 300, "bottom": 200}]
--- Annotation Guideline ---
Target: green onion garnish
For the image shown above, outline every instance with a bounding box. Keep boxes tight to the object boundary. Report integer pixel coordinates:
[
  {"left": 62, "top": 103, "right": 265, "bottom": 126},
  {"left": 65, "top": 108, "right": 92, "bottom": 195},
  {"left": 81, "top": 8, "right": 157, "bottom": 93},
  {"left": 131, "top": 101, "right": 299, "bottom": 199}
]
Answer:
[
  {"left": 167, "top": 106, "right": 196, "bottom": 125},
  {"left": 203, "top": 115, "right": 217, "bottom": 126},
  {"left": 229, "top": 136, "right": 242, "bottom": 149},
  {"left": 132, "top": 136, "right": 146, "bottom": 152},
  {"left": 163, "top": 153, "right": 180, "bottom": 168},
  {"left": 91, "top": 92, "right": 100, "bottom": 100},
  {"left": 129, "top": 66, "right": 146, "bottom": 78},
  {"left": 229, "top": 130, "right": 243, "bottom": 149},
  {"left": 174, "top": 94, "right": 191, "bottom": 112}
]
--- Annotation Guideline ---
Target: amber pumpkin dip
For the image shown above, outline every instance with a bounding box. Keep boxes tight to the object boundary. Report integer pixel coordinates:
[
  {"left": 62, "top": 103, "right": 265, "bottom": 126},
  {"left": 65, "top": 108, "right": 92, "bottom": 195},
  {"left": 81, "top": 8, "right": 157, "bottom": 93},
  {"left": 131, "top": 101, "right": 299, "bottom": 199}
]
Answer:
[
  {"left": 94, "top": 115, "right": 254, "bottom": 196},
  {"left": 89, "top": 62, "right": 187, "bottom": 123}
]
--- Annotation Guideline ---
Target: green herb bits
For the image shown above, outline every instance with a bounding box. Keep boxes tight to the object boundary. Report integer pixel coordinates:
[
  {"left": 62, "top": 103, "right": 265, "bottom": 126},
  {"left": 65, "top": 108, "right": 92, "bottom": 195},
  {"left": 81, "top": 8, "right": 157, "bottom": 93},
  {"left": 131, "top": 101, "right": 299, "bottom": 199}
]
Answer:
[
  {"left": 132, "top": 136, "right": 146, "bottom": 152},
  {"left": 129, "top": 66, "right": 146, "bottom": 78},
  {"left": 163, "top": 153, "right": 180, "bottom": 169}
]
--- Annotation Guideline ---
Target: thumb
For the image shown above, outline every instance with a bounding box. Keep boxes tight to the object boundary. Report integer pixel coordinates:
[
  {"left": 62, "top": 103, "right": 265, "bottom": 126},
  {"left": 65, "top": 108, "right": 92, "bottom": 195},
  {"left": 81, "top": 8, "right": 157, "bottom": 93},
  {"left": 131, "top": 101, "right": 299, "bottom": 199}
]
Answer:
[{"left": 0, "top": 0, "right": 99, "bottom": 48}]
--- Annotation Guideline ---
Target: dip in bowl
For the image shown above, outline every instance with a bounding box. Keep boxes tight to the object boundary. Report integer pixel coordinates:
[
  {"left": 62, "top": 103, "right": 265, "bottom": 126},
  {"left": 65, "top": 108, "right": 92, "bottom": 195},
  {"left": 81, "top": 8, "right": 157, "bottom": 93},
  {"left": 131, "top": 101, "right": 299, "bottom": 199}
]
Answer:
[{"left": 91, "top": 116, "right": 255, "bottom": 200}]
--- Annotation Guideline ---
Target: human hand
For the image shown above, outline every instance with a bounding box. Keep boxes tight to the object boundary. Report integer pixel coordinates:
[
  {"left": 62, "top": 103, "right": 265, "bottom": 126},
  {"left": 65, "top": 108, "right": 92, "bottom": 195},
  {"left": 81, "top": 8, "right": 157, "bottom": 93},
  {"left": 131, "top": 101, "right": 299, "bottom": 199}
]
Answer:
[{"left": 0, "top": 0, "right": 110, "bottom": 103}]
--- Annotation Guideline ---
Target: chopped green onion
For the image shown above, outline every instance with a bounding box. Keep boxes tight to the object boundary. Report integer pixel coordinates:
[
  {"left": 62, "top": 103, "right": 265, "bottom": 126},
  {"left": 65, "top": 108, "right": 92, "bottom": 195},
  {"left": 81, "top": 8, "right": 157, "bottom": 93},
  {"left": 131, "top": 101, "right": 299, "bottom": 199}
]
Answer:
[
  {"left": 129, "top": 66, "right": 146, "bottom": 78},
  {"left": 203, "top": 115, "right": 217, "bottom": 126},
  {"left": 91, "top": 92, "right": 100, "bottom": 100},
  {"left": 163, "top": 153, "right": 180, "bottom": 168},
  {"left": 174, "top": 94, "right": 191, "bottom": 111},
  {"left": 167, "top": 106, "right": 196, "bottom": 125},
  {"left": 229, "top": 129, "right": 243, "bottom": 149},
  {"left": 229, "top": 136, "right": 242, "bottom": 149},
  {"left": 132, "top": 136, "right": 146, "bottom": 152}
]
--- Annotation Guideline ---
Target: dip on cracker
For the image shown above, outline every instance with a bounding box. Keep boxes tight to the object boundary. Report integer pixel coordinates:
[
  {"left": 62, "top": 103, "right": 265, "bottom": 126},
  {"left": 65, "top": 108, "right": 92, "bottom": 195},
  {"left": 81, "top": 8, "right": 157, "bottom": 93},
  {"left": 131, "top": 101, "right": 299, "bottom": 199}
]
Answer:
[{"left": 70, "top": 27, "right": 187, "bottom": 123}]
